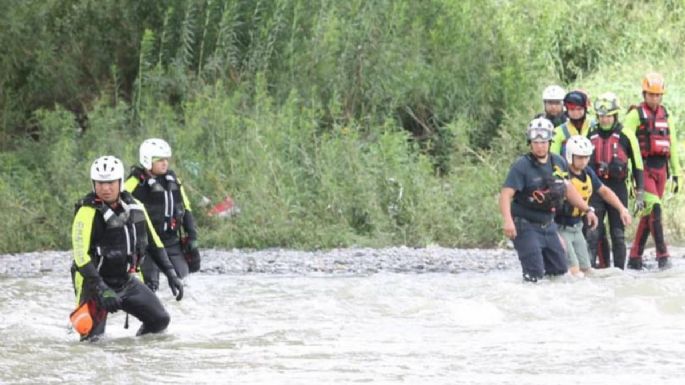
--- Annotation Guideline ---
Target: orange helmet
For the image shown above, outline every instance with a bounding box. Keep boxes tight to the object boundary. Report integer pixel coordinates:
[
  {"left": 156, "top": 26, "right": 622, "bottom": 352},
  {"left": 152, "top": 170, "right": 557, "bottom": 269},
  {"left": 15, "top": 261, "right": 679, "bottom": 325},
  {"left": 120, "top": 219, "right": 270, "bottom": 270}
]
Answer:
[{"left": 642, "top": 72, "right": 665, "bottom": 94}]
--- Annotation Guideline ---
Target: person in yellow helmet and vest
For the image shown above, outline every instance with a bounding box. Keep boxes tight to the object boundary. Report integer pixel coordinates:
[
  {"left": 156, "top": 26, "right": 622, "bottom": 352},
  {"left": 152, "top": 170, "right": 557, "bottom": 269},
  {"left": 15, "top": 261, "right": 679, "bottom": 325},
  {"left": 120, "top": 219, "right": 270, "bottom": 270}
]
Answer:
[
  {"left": 550, "top": 90, "right": 593, "bottom": 159},
  {"left": 125, "top": 138, "right": 201, "bottom": 292},
  {"left": 499, "top": 118, "right": 598, "bottom": 283},
  {"left": 71, "top": 156, "right": 184, "bottom": 341},
  {"left": 555, "top": 135, "right": 631, "bottom": 277},
  {"left": 625, "top": 72, "right": 681, "bottom": 270},
  {"left": 585, "top": 93, "right": 644, "bottom": 270}
]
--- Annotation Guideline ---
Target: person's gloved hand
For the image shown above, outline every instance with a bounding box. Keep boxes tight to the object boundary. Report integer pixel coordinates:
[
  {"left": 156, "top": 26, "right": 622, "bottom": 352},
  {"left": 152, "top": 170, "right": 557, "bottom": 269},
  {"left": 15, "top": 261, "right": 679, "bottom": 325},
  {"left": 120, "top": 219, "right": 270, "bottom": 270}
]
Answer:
[
  {"left": 672, "top": 176, "right": 679, "bottom": 194},
  {"left": 165, "top": 270, "right": 184, "bottom": 301},
  {"left": 183, "top": 238, "right": 201, "bottom": 273},
  {"left": 188, "top": 248, "right": 201, "bottom": 273},
  {"left": 634, "top": 190, "right": 645, "bottom": 213},
  {"left": 98, "top": 283, "right": 121, "bottom": 313}
]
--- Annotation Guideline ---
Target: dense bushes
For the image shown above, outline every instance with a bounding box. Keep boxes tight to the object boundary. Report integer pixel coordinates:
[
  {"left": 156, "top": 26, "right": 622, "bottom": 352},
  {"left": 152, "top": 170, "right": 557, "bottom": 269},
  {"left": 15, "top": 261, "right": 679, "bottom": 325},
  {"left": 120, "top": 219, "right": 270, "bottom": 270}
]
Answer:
[{"left": 1, "top": 0, "right": 685, "bottom": 252}]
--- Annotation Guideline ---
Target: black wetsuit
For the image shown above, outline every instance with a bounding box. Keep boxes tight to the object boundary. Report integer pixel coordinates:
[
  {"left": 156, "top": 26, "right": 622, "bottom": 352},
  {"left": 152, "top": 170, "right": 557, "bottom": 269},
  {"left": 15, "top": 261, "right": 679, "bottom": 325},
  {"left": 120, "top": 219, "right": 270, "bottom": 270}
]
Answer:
[
  {"left": 126, "top": 167, "right": 199, "bottom": 291},
  {"left": 71, "top": 192, "right": 178, "bottom": 339}
]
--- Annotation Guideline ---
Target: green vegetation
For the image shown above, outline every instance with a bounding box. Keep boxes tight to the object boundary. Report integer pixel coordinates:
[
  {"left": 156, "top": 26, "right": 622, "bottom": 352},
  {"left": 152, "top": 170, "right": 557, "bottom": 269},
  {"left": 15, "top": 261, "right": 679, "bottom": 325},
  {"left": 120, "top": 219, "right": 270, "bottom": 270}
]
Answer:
[{"left": 2, "top": 0, "right": 685, "bottom": 253}]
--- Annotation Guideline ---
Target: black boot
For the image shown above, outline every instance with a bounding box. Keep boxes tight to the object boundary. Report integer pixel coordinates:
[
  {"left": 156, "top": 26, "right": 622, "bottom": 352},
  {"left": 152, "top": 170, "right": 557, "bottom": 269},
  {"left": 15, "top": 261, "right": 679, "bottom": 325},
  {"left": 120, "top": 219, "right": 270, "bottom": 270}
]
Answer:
[
  {"left": 522, "top": 272, "right": 539, "bottom": 283},
  {"left": 658, "top": 257, "right": 672, "bottom": 270},
  {"left": 627, "top": 258, "right": 643, "bottom": 270}
]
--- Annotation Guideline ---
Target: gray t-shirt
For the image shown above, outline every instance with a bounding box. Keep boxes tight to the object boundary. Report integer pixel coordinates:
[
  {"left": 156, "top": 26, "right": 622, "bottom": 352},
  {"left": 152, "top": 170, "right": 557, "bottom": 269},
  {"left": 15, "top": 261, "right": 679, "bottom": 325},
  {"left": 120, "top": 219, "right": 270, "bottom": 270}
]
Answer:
[{"left": 503, "top": 153, "right": 568, "bottom": 224}]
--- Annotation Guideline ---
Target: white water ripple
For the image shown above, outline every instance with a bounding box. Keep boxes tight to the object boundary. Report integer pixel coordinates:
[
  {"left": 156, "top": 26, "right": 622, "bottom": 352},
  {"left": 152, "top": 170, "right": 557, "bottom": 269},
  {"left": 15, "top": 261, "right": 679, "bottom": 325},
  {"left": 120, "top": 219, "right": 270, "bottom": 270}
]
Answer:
[{"left": 1, "top": 249, "right": 685, "bottom": 384}]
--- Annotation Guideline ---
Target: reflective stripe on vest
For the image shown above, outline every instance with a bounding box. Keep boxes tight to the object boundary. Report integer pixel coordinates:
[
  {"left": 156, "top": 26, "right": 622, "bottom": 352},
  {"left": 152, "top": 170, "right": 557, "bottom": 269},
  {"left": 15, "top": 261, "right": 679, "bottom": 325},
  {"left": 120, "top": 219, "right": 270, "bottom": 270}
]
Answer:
[{"left": 636, "top": 103, "right": 670, "bottom": 157}]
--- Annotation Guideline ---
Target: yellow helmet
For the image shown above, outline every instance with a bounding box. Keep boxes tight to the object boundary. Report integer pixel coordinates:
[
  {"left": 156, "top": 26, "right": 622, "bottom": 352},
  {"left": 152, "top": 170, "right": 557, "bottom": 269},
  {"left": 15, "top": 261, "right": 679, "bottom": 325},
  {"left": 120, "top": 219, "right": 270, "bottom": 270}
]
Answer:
[
  {"left": 594, "top": 92, "right": 620, "bottom": 116},
  {"left": 642, "top": 72, "right": 665, "bottom": 94}
]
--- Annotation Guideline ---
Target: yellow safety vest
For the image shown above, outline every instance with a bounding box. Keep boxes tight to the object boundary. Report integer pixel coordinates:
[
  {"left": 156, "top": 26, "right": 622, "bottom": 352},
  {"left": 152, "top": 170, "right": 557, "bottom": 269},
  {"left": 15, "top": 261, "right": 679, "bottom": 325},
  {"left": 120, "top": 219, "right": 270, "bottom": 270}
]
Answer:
[{"left": 568, "top": 171, "right": 593, "bottom": 217}]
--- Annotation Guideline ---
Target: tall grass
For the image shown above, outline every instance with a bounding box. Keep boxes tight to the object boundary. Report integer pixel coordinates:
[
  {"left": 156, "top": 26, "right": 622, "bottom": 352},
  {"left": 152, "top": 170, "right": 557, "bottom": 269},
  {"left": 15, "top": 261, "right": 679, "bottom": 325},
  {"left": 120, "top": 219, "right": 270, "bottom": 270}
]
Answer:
[{"left": 2, "top": 0, "right": 685, "bottom": 252}]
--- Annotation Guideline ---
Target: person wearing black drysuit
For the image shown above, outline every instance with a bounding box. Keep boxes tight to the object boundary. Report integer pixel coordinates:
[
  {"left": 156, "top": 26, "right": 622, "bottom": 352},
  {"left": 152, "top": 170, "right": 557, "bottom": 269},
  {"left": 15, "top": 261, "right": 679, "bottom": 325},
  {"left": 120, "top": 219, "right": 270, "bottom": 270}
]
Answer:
[
  {"left": 124, "top": 138, "right": 200, "bottom": 292},
  {"left": 585, "top": 93, "right": 645, "bottom": 269},
  {"left": 71, "top": 155, "right": 184, "bottom": 341}
]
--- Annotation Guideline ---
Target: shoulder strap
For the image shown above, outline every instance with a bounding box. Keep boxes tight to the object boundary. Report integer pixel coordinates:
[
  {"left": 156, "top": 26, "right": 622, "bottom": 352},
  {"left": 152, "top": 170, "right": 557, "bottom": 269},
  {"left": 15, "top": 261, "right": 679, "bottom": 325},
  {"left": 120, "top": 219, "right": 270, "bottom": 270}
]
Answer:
[
  {"left": 129, "top": 166, "right": 147, "bottom": 182},
  {"left": 165, "top": 169, "right": 181, "bottom": 186},
  {"left": 120, "top": 191, "right": 136, "bottom": 205},
  {"left": 660, "top": 105, "right": 669, "bottom": 119},
  {"left": 561, "top": 124, "right": 570, "bottom": 140},
  {"left": 74, "top": 192, "right": 109, "bottom": 218}
]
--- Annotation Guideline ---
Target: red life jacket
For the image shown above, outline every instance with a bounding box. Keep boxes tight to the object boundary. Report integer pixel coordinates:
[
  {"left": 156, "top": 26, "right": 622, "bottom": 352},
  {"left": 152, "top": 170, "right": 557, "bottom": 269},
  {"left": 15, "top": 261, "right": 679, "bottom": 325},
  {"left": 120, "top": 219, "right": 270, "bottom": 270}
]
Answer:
[
  {"left": 589, "top": 129, "right": 629, "bottom": 180},
  {"left": 634, "top": 103, "right": 670, "bottom": 157}
]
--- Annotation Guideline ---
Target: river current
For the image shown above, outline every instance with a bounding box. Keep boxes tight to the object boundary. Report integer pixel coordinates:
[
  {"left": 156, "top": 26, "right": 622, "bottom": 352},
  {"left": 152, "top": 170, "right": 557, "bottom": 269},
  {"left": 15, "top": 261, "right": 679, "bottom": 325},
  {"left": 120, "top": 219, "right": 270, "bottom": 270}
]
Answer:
[{"left": 1, "top": 247, "right": 684, "bottom": 384}]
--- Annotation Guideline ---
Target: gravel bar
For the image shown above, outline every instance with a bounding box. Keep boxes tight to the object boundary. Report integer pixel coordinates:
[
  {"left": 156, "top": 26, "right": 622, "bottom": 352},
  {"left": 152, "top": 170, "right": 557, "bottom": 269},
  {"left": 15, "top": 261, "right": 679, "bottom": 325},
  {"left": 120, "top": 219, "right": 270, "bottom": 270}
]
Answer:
[{"left": 0, "top": 246, "right": 520, "bottom": 277}]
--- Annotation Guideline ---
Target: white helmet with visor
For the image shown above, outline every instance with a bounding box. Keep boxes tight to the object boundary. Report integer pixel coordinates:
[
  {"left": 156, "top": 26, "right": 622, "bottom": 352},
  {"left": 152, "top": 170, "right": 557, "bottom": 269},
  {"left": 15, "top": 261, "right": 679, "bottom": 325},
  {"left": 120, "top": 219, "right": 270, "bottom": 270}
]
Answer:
[{"left": 526, "top": 118, "right": 554, "bottom": 143}]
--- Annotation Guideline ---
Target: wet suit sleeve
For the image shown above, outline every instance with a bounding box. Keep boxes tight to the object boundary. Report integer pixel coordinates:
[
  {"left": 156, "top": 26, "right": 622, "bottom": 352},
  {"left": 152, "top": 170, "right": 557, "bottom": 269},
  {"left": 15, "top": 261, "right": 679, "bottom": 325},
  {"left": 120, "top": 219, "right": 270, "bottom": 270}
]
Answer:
[
  {"left": 137, "top": 198, "right": 175, "bottom": 273},
  {"left": 72, "top": 206, "right": 107, "bottom": 288},
  {"left": 137, "top": 198, "right": 184, "bottom": 300},
  {"left": 623, "top": 108, "right": 641, "bottom": 136},
  {"left": 124, "top": 175, "right": 139, "bottom": 194},
  {"left": 178, "top": 179, "right": 192, "bottom": 211},
  {"left": 178, "top": 181, "right": 198, "bottom": 240},
  {"left": 182, "top": 210, "right": 199, "bottom": 241},
  {"left": 621, "top": 130, "right": 644, "bottom": 190},
  {"left": 669, "top": 114, "right": 681, "bottom": 176},
  {"left": 550, "top": 126, "right": 564, "bottom": 155},
  {"left": 72, "top": 206, "right": 95, "bottom": 268}
]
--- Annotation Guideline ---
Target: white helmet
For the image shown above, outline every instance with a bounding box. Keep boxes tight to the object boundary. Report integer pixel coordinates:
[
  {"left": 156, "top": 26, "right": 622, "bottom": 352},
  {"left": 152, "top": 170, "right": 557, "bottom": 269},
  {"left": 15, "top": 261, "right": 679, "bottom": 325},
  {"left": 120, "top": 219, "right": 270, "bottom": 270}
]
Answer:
[
  {"left": 542, "top": 85, "right": 566, "bottom": 101},
  {"left": 526, "top": 117, "right": 554, "bottom": 143},
  {"left": 139, "top": 138, "right": 172, "bottom": 169},
  {"left": 90, "top": 155, "right": 125, "bottom": 191},
  {"left": 565, "top": 135, "right": 594, "bottom": 165}
]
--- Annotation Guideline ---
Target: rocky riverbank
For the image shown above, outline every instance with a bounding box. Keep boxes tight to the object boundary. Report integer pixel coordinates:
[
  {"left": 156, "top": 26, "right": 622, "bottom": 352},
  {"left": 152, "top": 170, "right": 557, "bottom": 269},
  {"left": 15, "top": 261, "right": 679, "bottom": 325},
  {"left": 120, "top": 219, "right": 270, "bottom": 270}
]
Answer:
[
  {"left": 0, "top": 246, "right": 519, "bottom": 277},
  {"left": 3, "top": 245, "right": 680, "bottom": 278}
]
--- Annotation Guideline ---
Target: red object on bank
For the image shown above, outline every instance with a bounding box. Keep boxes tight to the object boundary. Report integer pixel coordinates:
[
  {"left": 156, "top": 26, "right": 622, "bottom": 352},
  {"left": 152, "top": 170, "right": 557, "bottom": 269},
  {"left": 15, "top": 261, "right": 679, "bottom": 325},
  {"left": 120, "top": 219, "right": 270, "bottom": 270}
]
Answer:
[{"left": 208, "top": 196, "right": 239, "bottom": 217}]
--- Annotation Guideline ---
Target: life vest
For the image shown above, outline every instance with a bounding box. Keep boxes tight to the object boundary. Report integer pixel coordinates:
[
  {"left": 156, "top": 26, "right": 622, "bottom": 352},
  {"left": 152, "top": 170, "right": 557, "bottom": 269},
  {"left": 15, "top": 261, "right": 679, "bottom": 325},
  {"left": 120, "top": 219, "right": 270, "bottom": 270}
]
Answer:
[
  {"left": 634, "top": 103, "right": 670, "bottom": 157},
  {"left": 589, "top": 126, "right": 629, "bottom": 180},
  {"left": 74, "top": 192, "right": 149, "bottom": 278},
  {"left": 562, "top": 170, "right": 593, "bottom": 217},
  {"left": 557, "top": 120, "right": 589, "bottom": 159},
  {"left": 514, "top": 155, "right": 567, "bottom": 213},
  {"left": 129, "top": 166, "right": 186, "bottom": 242}
]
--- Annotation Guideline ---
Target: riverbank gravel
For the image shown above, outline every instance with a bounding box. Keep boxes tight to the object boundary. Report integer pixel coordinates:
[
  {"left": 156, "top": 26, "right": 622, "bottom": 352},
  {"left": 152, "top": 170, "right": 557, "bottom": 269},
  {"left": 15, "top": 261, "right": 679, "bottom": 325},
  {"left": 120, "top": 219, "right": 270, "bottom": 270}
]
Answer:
[{"left": 0, "top": 246, "right": 519, "bottom": 277}]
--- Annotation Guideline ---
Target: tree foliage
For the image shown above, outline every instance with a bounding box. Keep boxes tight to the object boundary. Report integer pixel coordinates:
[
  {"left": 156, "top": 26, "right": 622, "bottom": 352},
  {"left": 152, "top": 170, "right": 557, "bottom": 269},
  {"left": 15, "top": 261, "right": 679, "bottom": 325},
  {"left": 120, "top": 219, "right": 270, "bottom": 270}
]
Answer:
[{"left": 2, "top": 0, "right": 685, "bottom": 252}]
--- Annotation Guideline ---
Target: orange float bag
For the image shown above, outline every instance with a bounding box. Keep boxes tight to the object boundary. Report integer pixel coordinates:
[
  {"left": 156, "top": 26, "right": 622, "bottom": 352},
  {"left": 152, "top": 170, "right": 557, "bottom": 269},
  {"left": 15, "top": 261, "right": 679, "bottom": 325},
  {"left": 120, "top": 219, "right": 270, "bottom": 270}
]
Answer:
[{"left": 69, "top": 302, "right": 93, "bottom": 336}]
